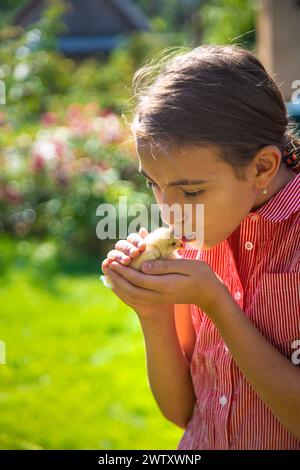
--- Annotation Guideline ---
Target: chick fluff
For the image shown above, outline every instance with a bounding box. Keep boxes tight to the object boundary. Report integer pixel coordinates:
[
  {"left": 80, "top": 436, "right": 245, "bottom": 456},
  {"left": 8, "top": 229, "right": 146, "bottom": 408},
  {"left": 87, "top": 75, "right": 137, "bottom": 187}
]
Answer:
[
  {"left": 100, "top": 227, "right": 182, "bottom": 288},
  {"left": 129, "top": 227, "right": 182, "bottom": 271}
]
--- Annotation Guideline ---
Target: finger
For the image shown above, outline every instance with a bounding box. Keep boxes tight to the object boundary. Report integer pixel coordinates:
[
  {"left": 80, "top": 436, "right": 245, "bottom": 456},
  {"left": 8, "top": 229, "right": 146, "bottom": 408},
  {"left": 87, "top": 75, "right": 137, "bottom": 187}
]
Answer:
[
  {"left": 140, "top": 259, "right": 191, "bottom": 275},
  {"left": 115, "top": 240, "right": 139, "bottom": 258},
  {"left": 107, "top": 265, "right": 162, "bottom": 303},
  {"left": 107, "top": 249, "right": 131, "bottom": 265},
  {"left": 101, "top": 258, "right": 110, "bottom": 274},
  {"left": 127, "top": 232, "right": 146, "bottom": 251},
  {"left": 101, "top": 256, "right": 120, "bottom": 274},
  {"left": 138, "top": 226, "right": 149, "bottom": 238},
  {"left": 108, "top": 261, "right": 185, "bottom": 291}
]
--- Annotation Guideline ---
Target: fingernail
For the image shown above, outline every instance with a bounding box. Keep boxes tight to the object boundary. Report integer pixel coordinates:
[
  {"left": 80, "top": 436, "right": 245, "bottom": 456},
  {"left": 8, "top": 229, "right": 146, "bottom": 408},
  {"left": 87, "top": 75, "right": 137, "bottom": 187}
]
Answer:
[
  {"left": 109, "top": 261, "right": 119, "bottom": 268},
  {"left": 142, "top": 262, "right": 151, "bottom": 272}
]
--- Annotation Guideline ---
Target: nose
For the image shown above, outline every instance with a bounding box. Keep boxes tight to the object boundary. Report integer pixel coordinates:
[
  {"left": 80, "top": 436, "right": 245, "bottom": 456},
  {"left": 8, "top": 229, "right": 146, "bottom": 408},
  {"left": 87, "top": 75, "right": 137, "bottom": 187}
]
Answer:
[
  {"left": 159, "top": 192, "right": 184, "bottom": 226},
  {"left": 160, "top": 208, "right": 185, "bottom": 230}
]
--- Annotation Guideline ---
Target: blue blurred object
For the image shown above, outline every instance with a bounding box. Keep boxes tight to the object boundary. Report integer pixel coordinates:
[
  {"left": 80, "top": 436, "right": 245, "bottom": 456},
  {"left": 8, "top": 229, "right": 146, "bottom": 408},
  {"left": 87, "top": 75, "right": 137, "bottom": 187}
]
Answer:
[
  {"left": 286, "top": 101, "right": 300, "bottom": 132},
  {"left": 58, "top": 35, "right": 128, "bottom": 55},
  {"left": 14, "top": 0, "right": 150, "bottom": 57}
]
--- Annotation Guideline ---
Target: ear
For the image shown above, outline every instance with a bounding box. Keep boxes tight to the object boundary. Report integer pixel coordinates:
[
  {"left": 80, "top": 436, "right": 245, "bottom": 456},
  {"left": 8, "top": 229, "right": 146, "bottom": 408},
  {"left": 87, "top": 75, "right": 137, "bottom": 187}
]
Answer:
[{"left": 252, "top": 145, "right": 282, "bottom": 190}]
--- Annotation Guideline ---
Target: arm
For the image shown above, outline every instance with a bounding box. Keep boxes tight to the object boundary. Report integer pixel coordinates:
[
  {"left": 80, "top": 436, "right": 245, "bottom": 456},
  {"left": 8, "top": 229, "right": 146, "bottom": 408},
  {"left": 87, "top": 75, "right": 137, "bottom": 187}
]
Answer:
[
  {"left": 102, "top": 231, "right": 198, "bottom": 429},
  {"left": 139, "top": 305, "right": 197, "bottom": 429},
  {"left": 209, "top": 285, "right": 300, "bottom": 439},
  {"left": 104, "top": 252, "right": 300, "bottom": 437},
  {"left": 174, "top": 303, "right": 197, "bottom": 364}
]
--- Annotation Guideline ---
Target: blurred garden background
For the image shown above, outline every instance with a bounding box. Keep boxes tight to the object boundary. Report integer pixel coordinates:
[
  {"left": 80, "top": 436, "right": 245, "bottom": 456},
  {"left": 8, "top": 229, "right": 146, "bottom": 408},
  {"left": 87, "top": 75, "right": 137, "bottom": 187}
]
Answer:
[{"left": 0, "top": 0, "right": 290, "bottom": 450}]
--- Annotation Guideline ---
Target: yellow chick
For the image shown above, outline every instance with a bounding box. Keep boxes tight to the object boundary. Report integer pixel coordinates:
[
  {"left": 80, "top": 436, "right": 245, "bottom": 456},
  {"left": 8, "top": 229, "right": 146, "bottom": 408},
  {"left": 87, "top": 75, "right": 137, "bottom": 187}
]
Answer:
[
  {"left": 100, "top": 227, "right": 183, "bottom": 288},
  {"left": 129, "top": 227, "right": 183, "bottom": 271}
]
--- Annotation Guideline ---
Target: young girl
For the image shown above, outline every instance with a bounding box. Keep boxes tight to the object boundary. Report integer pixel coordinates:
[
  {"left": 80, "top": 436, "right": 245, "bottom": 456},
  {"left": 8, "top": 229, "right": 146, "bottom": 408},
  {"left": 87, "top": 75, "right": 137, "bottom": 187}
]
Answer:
[{"left": 101, "top": 45, "right": 300, "bottom": 450}]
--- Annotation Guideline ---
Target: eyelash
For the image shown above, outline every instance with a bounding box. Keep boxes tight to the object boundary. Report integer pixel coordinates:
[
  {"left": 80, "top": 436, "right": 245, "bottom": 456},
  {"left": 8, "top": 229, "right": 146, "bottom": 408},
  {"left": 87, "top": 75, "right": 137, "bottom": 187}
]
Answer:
[
  {"left": 145, "top": 180, "right": 204, "bottom": 198},
  {"left": 183, "top": 189, "right": 204, "bottom": 198}
]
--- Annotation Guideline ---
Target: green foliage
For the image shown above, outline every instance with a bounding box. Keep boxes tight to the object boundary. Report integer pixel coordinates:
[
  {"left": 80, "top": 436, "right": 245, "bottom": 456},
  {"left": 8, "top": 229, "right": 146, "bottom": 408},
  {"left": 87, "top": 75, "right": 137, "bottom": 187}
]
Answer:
[
  {"left": 200, "top": 0, "right": 258, "bottom": 48},
  {"left": 0, "top": 0, "right": 25, "bottom": 11},
  {"left": 0, "top": 102, "right": 154, "bottom": 262},
  {"left": 0, "top": 2, "right": 135, "bottom": 125},
  {"left": 134, "top": 0, "right": 201, "bottom": 33},
  {"left": 0, "top": 2, "right": 157, "bottom": 263},
  {"left": 0, "top": 0, "right": 26, "bottom": 26},
  {"left": 0, "top": 0, "right": 259, "bottom": 266}
]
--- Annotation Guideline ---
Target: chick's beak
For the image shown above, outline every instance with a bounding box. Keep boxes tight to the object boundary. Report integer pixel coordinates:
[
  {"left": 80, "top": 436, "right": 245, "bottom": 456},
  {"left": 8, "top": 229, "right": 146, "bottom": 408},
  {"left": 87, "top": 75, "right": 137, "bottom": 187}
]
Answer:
[{"left": 175, "top": 238, "right": 184, "bottom": 248}]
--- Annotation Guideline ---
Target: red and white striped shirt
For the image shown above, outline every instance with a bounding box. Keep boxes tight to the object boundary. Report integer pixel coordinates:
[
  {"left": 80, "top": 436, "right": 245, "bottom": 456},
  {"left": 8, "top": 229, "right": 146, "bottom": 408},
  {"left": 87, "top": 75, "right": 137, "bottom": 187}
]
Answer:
[{"left": 177, "top": 172, "right": 300, "bottom": 450}]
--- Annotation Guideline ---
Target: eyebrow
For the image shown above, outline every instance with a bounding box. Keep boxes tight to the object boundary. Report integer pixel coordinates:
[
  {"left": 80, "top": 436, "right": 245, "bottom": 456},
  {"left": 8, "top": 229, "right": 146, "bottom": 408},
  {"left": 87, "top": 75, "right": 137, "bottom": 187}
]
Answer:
[{"left": 139, "top": 169, "right": 209, "bottom": 186}]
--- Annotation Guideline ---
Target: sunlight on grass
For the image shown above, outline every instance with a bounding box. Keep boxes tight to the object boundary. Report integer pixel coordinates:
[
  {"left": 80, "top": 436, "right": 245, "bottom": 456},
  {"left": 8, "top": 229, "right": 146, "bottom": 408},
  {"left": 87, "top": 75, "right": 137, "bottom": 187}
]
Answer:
[{"left": 0, "top": 267, "right": 183, "bottom": 449}]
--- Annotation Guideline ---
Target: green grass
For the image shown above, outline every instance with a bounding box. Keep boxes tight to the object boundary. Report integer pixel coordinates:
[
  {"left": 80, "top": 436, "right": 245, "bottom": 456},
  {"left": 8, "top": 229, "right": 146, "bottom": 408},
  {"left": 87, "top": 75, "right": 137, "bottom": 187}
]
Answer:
[{"left": 0, "top": 266, "right": 183, "bottom": 449}]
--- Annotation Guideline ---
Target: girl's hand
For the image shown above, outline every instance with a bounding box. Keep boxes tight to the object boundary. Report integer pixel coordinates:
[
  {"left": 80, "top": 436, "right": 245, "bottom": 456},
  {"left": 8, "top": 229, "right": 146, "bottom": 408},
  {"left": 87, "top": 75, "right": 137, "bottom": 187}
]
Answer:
[
  {"left": 102, "top": 227, "right": 148, "bottom": 269},
  {"left": 103, "top": 257, "right": 228, "bottom": 319},
  {"left": 101, "top": 227, "right": 172, "bottom": 319}
]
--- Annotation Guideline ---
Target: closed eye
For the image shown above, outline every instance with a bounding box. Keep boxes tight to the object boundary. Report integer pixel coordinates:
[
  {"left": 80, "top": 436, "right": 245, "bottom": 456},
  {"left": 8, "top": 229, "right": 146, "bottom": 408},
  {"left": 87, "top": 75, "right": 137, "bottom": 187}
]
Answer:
[
  {"left": 182, "top": 189, "right": 204, "bottom": 198},
  {"left": 146, "top": 180, "right": 204, "bottom": 198}
]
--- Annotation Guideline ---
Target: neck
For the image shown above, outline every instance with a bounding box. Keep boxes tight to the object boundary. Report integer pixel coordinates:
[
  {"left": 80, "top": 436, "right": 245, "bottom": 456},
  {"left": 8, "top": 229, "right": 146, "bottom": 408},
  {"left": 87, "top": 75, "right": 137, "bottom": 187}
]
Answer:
[{"left": 251, "top": 165, "right": 297, "bottom": 211}]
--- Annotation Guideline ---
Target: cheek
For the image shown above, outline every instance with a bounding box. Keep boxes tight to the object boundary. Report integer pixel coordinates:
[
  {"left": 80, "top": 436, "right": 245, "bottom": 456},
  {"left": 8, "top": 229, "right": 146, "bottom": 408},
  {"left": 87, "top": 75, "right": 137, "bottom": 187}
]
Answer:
[
  {"left": 206, "top": 188, "right": 252, "bottom": 238},
  {"left": 182, "top": 185, "right": 252, "bottom": 248},
  {"left": 195, "top": 192, "right": 236, "bottom": 239}
]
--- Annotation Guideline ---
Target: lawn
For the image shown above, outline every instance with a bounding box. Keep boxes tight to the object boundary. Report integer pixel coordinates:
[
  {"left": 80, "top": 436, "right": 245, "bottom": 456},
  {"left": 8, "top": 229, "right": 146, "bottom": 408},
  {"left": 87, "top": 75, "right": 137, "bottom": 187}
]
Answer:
[{"left": 0, "top": 265, "right": 183, "bottom": 449}]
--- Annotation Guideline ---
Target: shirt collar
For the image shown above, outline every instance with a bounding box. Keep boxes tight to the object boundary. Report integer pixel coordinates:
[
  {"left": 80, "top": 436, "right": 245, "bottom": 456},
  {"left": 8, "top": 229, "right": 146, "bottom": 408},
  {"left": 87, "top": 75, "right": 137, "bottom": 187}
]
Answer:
[{"left": 248, "top": 172, "right": 300, "bottom": 222}]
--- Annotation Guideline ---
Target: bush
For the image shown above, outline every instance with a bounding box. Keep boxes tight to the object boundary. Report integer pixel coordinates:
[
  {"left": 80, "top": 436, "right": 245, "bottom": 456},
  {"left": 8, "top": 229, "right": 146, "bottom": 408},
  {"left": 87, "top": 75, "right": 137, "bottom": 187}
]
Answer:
[
  {"left": 0, "top": 101, "right": 153, "bottom": 263},
  {"left": 0, "top": 2, "right": 156, "bottom": 268}
]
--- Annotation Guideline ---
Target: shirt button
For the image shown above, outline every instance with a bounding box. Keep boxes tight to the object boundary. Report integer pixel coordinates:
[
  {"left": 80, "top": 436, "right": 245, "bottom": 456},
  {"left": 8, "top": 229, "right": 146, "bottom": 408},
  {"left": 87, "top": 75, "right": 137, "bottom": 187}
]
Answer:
[
  {"left": 219, "top": 395, "right": 228, "bottom": 406},
  {"left": 250, "top": 214, "right": 260, "bottom": 221},
  {"left": 245, "top": 241, "right": 254, "bottom": 250},
  {"left": 234, "top": 291, "right": 242, "bottom": 301}
]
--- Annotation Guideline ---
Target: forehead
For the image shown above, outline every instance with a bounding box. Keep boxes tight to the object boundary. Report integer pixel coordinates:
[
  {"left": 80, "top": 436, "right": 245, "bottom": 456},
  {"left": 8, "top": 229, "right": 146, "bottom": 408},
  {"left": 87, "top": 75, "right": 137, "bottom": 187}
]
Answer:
[{"left": 136, "top": 142, "right": 223, "bottom": 183}]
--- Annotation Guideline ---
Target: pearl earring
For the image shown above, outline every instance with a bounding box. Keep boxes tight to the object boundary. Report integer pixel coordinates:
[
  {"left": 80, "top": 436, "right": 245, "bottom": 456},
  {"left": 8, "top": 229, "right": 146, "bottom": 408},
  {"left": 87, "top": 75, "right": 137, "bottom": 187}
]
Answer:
[{"left": 262, "top": 188, "right": 267, "bottom": 195}]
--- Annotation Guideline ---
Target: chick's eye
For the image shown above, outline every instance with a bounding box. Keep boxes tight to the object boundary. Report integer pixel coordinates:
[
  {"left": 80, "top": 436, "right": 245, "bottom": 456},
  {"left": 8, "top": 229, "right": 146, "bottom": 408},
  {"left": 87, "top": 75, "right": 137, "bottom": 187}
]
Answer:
[{"left": 183, "top": 189, "right": 204, "bottom": 198}]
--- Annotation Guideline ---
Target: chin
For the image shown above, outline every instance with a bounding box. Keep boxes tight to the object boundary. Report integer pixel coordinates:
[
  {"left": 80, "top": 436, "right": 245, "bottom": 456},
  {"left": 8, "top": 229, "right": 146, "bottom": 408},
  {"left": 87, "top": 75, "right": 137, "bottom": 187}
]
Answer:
[
  {"left": 185, "top": 238, "right": 205, "bottom": 250},
  {"left": 188, "top": 237, "right": 220, "bottom": 250}
]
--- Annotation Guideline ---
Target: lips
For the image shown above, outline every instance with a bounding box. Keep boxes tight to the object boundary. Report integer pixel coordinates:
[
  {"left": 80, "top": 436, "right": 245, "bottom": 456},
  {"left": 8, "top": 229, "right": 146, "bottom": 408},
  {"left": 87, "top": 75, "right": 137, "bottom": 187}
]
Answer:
[
  {"left": 181, "top": 234, "right": 196, "bottom": 242},
  {"left": 171, "top": 227, "right": 196, "bottom": 244}
]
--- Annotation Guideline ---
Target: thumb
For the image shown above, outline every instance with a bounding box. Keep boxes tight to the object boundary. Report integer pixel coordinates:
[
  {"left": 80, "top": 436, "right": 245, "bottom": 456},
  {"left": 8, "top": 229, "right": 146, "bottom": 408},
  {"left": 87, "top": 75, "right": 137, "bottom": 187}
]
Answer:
[{"left": 141, "top": 259, "right": 188, "bottom": 274}]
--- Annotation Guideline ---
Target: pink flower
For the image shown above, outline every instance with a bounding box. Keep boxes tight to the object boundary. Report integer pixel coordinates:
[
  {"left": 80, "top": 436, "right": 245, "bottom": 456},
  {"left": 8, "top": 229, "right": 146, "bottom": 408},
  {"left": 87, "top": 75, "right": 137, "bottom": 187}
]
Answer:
[
  {"left": 67, "top": 103, "right": 83, "bottom": 120},
  {"left": 53, "top": 140, "right": 66, "bottom": 159},
  {"left": 1, "top": 185, "right": 22, "bottom": 204},
  {"left": 69, "top": 118, "right": 92, "bottom": 137},
  {"left": 41, "top": 112, "right": 58, "bottom": 127},
  {"left": 32, "top": 154, "right": 45, "bottom": 172},
  {"left": 100, "top": 108, "right": 114, "bottom": 117}
]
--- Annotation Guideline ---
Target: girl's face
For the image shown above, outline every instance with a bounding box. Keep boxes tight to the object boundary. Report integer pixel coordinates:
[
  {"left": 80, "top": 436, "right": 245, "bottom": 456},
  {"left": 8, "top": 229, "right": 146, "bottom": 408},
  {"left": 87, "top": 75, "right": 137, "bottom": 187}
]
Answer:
[{"left": 136, "top": 143, "right": 261, "bottom": 250}]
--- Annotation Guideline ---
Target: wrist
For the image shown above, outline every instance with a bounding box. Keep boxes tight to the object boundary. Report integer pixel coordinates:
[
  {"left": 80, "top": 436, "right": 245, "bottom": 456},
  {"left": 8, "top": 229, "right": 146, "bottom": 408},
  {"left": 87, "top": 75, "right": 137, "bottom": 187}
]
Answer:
[
  {"left": 138, "top": 304, "right": 175, "bottom": 328},
  {"left": 203, "top": 282, "right": 233, "bottom": 319}
]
